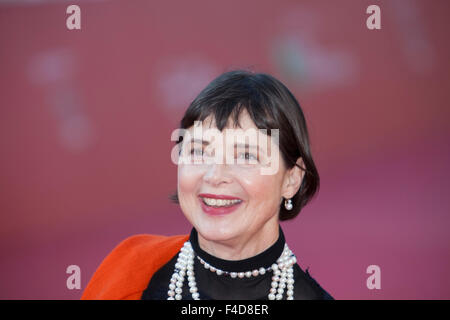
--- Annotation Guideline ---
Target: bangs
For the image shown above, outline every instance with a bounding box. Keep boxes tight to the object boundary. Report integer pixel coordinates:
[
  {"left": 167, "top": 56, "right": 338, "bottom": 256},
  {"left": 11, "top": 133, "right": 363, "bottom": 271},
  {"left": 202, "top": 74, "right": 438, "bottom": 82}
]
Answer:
[{"left": 179, "top": 76, "right": 280, "bottom": 138}]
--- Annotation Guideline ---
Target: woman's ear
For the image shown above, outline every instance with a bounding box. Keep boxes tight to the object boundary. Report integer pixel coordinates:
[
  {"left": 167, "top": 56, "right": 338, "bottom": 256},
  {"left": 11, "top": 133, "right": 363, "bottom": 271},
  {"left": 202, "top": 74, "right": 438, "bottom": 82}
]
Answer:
[{"left": 281, "top": 157, "right": 305, "bottom": 199}]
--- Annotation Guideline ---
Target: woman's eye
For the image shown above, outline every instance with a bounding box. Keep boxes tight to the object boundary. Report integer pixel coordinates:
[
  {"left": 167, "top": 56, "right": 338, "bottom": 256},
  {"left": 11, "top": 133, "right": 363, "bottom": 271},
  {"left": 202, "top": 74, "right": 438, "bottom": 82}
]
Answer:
[
  {"left": 190, "top": 148, "right": 203, "bottom": 156},
  {"left": 237, "top": 152, "right": 258, "bottom": 162}
]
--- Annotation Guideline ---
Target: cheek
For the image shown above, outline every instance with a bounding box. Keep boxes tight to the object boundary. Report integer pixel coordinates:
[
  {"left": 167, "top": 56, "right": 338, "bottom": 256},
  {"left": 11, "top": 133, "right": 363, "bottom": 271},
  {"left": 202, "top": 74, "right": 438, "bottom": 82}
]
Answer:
[
  {"left": 177, "top": 165, "right": 205, "bottom": 212},
  {"left": 239, "top": 169, "right": 283, "bottom": 205},
  {"left": 178, "top": 165, "right": 200, "bottom": 196}
]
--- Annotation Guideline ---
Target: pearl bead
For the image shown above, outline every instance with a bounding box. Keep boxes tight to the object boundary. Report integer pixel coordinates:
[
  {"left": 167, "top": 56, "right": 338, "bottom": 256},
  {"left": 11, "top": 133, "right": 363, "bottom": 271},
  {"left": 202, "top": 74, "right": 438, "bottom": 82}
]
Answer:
[
  {"left": 252, "top": 269, "right": 259, "bottom": 277},
  {"left": 259, "top": 267, "right": 266, "bottom": 275},
  {"left": 230, "top": 272, "right": 237, "bottom": 278},
  {"left": 245, "top": 271, "right": 252, "bottom": 278},
  {"left": 238, "top": 272, "right": 245, "bottom": 278}
]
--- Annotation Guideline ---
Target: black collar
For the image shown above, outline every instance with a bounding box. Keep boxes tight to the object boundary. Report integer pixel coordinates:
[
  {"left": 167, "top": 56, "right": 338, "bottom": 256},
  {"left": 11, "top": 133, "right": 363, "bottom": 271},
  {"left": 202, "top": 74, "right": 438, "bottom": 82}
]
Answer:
[{"left": 189, "top": 226, "right": 285, "bottom": 272}]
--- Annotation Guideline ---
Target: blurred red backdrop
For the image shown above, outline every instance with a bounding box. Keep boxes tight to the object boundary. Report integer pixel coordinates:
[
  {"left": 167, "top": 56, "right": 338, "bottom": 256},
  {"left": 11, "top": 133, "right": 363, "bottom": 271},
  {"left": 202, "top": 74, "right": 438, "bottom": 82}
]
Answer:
[{"left": 0, "top": 0, "right": 449, "bottom": 299}]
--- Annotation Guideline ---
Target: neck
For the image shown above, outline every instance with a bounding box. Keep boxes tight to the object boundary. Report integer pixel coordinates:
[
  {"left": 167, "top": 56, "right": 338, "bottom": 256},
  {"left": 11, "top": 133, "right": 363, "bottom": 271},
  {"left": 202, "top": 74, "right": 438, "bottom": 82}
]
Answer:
[{"left": 196, "top": 220, "right": 280, "bottom": 261}]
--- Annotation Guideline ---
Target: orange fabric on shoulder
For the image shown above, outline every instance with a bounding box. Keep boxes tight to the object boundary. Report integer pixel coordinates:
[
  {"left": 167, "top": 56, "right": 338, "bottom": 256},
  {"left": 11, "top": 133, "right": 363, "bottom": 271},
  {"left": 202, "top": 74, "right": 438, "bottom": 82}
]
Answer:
[{"left": 81, "top": 234, "right": 189, "bottom": 300}]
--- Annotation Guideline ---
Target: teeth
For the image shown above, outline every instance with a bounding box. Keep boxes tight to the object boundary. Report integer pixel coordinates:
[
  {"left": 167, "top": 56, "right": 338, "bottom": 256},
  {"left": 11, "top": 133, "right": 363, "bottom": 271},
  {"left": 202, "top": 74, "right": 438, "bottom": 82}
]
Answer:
[{"left": 202, "top": 197, "right": 242, "bottom": 207}]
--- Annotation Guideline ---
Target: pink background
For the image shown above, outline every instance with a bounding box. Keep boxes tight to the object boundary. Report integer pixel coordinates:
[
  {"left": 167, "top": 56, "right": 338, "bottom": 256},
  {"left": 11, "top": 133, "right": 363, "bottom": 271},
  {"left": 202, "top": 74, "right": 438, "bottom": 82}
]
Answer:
[{"left": 1, "top": 0, "right": 449, "bottom": 299}]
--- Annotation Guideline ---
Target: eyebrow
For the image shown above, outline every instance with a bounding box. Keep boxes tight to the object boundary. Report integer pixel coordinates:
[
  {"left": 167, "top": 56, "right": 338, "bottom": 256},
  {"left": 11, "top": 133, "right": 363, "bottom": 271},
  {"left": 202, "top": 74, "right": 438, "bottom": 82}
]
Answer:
[
  {"left": 188, "top": 139, "right": 209, "bottom": 146},
  {"left": 187, "top": 139, "right": 263, "bottom": 153}
]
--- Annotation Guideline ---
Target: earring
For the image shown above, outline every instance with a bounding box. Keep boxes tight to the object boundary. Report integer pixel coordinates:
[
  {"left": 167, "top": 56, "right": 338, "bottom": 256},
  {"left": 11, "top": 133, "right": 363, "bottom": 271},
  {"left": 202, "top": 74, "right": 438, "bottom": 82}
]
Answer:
[{"left": 284, "top": 198, "right": 293, "bottom": 210}]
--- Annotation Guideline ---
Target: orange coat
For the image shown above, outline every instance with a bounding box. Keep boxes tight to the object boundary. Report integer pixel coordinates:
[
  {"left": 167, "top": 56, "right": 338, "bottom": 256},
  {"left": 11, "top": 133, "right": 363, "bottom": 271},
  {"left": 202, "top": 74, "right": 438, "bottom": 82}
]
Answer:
[{"left": 81, "top": 234, "right": 189, "bottom": 300}]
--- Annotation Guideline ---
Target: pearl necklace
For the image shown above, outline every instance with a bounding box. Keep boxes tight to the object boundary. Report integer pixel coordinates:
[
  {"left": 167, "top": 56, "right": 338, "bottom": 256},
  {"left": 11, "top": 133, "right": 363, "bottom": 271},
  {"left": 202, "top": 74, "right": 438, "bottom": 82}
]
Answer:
[{"left": 167, "top": 241, "right": 297, "bottom": 300}]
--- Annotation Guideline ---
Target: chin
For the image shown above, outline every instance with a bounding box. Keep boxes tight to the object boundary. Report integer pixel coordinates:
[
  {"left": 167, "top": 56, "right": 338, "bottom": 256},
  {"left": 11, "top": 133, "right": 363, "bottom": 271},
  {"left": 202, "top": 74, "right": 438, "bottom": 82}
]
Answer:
[{"left": 196, "top": 223, "right": 239, "bottom": 242}]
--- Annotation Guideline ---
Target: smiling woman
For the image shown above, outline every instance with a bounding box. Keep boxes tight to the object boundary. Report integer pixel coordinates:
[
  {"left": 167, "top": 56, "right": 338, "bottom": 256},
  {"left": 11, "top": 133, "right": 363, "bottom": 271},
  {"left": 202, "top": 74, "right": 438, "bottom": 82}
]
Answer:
[{"left": 81, "top": 70, "right": 333, "bottom": 300}]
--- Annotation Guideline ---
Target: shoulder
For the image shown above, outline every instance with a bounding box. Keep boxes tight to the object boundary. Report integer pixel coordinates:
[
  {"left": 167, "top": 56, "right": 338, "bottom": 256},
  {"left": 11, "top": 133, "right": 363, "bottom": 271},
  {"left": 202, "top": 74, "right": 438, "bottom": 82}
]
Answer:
[
  {"left": 294, "top": 265, "right": 334, "bottom": 300},
  {"left": 82, "top": 233, "right": 189, "bottom": 300}
]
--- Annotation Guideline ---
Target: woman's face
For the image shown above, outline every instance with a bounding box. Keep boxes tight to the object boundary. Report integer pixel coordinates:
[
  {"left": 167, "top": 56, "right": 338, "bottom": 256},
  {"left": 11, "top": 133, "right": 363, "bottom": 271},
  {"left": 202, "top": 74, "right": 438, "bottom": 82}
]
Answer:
[{"left": 177, "top": 110, "right": 300, "bottom": 249}]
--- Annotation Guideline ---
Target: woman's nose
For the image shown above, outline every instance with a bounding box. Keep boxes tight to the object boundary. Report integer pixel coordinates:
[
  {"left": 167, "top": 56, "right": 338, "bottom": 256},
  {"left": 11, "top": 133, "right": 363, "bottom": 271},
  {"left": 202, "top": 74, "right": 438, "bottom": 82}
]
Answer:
[{"left": 203, "top": 163, "right": 232, "bottom": 186}]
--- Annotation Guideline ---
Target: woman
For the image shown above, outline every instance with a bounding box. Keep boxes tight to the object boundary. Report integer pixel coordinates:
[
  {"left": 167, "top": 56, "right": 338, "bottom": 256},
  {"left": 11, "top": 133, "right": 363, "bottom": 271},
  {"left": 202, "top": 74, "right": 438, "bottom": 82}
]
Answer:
[{"left": 82, "top": 70, "right": 333, "bottom": 300}]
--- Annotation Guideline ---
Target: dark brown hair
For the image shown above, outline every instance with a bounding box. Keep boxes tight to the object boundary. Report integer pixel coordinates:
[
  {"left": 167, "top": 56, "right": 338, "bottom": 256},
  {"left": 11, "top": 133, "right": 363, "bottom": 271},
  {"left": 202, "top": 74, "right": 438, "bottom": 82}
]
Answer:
[{"left": 170, "top": 70, "right": 319, "bottom": 220}]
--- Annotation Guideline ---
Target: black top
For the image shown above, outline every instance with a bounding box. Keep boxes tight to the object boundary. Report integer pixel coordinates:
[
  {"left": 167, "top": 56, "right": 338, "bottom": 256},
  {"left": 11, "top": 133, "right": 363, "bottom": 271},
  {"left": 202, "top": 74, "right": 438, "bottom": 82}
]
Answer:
[{"left": 141, "top": 227, "right": 333, "bottom": 300}]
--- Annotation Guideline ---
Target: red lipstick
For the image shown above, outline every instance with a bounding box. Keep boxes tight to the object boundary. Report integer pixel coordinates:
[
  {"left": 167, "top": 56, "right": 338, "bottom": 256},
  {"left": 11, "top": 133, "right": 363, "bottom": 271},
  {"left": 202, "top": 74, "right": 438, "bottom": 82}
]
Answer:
[{"left": 198, "top": 193, "right": 242, "bottom": 200}]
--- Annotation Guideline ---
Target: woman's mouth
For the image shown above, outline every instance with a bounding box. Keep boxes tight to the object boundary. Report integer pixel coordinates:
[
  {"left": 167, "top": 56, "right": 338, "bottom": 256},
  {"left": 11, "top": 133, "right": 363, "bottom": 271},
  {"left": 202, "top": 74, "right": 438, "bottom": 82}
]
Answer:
[
  {"left": 198, "top": 194, "right": 243, "bottom": 216},
  {"left": 201, "top": 197, "right": 242, "bottom": 207}
]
